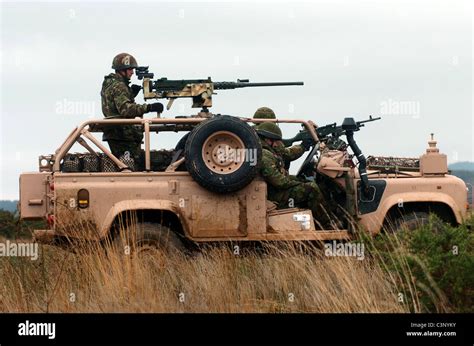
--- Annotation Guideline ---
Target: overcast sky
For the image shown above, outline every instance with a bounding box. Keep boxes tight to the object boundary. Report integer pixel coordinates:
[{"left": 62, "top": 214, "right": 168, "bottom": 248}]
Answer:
[{"left": 1, "top": 0, "right": 472, "bottom": 200}]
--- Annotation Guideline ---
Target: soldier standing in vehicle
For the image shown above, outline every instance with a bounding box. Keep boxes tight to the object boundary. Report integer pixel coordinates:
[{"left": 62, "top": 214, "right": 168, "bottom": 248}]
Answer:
[
  {"left": 256, "top": 122, "right": 337, "bottom": 228},
  {"left": 253, "top": 106, "right": 308, "bottom": 169},
  {"left": 101, "top": 53, "right": 164, "bottom": 160}
]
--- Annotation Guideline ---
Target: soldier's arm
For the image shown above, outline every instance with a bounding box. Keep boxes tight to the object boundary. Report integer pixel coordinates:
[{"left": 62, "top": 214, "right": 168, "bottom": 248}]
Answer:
[
  {"left": 113, "top": 84, "right": 148, "bottom": 118},
  {"left": 260, "top": 150, "right": 300, "bottom": 189},
  {"left": 282, "top": 145, "right": 305, "bottom": 161}
]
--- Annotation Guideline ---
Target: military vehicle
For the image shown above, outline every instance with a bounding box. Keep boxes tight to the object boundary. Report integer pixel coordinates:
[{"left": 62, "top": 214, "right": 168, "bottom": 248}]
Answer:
[{"left": 19, "top": 71, "right": 469, "bottom": 252}]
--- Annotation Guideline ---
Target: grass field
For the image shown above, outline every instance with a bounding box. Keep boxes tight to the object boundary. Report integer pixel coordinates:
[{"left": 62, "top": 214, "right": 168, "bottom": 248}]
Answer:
[
  {"left": 0, "top": 214, "right": 472, "bottom": 313},
  {"left": 0, "top": 242, "right": 407, "bottom": 313}
]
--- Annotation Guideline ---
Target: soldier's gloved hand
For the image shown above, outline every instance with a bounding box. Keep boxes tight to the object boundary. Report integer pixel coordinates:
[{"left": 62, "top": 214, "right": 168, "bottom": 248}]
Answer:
[
  {"left": 148, "top": 102, "right": 164, "bottom": 114},
  {"left": 301, "top": 138, "right": 313, "bottom": 151},
  {"left": 131, "top": 84, "right": 142, "bottom": 97}
]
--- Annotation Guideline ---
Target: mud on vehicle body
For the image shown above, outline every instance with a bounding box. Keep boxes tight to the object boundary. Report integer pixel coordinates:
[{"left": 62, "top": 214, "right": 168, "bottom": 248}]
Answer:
[{"left": 19, "top": 114, "right": 469, "bottom": 252}]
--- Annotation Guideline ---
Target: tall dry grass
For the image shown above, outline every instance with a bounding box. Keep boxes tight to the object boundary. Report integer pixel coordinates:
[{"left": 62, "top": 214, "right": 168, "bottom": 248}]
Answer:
[{"left": 0, "top": 236, "right": 411, "bottom": 313}]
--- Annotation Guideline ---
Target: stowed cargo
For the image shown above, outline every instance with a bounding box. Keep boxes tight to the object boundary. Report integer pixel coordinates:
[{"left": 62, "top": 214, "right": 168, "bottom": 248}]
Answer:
[
  {"left": 60, "top": 153, "right": 127, "bottom": 172},
  {"left": 366, "top": 156, "right": 420, "bottom": 171},
  {"left": 60, "top": 150, "right": 175, "bottom": 173}
]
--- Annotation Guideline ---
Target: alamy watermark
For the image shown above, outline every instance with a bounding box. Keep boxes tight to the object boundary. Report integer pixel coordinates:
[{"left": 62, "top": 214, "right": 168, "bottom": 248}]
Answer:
[
  {"left": 0, "top": 240, "right": 39, "bottom": 261},
  {"left": 55, "top": 98, "right": 97, "bottom": 117},
  {"left": 18, "top": 320, "right": 55, "bottom": 339},
  {"left": 324, "top": 240, "right": 365, "bottom": 260},
  {"left": 380, "top": 98, "right": 420, "bottom": 118},
  {"left": 216, "top": 148, "right": 258, "bottom": 166}
]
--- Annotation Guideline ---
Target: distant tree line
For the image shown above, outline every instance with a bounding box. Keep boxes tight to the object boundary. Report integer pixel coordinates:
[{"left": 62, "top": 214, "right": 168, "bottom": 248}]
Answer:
[
  {"left": 0, "top": 200, "right": 18, "bottom": 213},
  {"left": 449, "top": 161, "right": 474, "bottom": 171},
  {"left": 0, "top": 209, "right": 44, "bottom": 239}
]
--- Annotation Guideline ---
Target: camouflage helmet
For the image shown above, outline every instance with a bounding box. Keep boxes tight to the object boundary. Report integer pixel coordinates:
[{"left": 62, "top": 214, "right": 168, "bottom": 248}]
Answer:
[
  {"left": 112, "top": 53, "right": 138, "bottom": 70},
  {"left": 256, "top": 122, "right": 282, "bottom": 140},
  {"left": 253, "top": 107, "right": 276, "bottom": 119}
]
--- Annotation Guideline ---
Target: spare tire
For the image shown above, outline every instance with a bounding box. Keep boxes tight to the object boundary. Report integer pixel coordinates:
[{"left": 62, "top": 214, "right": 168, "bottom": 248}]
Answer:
[
  {"left": 174, "top": 132, "right": 191, "bottom": 171},
  {"left": 175, "top": 132, "right": 190, "bottom": 152},
  {"left": 184, "top": 115, "right": 262, "bottom": 193}
]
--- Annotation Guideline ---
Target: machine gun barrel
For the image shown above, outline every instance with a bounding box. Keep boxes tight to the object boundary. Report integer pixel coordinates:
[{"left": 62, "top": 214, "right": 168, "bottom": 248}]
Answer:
[
  {"left": 356, "top": 116, "right": 381, "bottom": 128},
  {"left": 214, "top": 81, "right": 304, "bottom": 90}
]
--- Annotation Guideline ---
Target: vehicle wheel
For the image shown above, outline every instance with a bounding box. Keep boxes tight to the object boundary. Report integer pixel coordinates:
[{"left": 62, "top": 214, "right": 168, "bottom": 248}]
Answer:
[
  {"left": 184, "top": 115, "right": 262, "bottom": 193},
  {"left": 113, "top": 222, "right": 185, "bottom": 262},
  {"left": 391, "top": 212, "right": 430, "bottom": 233}
]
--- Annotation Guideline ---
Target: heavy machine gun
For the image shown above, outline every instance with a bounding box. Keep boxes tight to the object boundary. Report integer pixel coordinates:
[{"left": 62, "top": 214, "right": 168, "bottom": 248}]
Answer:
[{"left": 135, "top": 66, "right": 303, "bottom": 112}]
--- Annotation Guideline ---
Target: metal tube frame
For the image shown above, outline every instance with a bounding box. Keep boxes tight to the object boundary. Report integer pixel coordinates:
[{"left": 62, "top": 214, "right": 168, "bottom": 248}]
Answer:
[{"left": 52, "top": 117, "right": 320, "bottom": 172}]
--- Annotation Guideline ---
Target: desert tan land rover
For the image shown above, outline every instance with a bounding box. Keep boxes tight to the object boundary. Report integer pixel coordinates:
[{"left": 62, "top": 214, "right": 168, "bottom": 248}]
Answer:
[
  {"left": 19, "top": 113, "right": 469, "bottom": 251},
  {"left": 18, "top": 69, "right": 469, "bottom": 250}
]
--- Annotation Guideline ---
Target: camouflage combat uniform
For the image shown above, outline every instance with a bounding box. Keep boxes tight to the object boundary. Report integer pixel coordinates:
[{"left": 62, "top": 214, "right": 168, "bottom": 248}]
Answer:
[
  {"left": 101, "top": 73, "right": 148, "bottom": 159},
  {"left": 259, "top": 141, "right": 333, "bottom": 227},
  {"left": 273, "top": 140, "right": 305, "bottom": 168}
]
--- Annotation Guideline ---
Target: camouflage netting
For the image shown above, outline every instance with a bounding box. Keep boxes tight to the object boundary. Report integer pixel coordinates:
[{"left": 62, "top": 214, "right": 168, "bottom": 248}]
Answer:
[
  {"left": 82, "top": 153, "right": 101, "bottom": 172},
  {"left": 61, "top": 153, "right": 121, "bottom": 173},
  {"left": 366, "top": 156, "right": 420, "bottom": 169},
  {"left": 100, "top": 155, "right": 119, "bottom": 172},
  {"left": 60, "top": 150, "right": 175, "bottom": 173},
  {"left": 61, "top": 154, "right": 81, "bottom": 172},
  {"left": 120, "top": 154, "right": 136, "bottom": 172}
]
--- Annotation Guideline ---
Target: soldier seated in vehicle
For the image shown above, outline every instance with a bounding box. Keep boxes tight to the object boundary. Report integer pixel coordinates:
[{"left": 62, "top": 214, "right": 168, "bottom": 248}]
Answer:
[
  {"left": 256, "top": 122, "right": 339, "bottom": 229},
  {"left": 101, "top": 53, "right": 164, "bottom": 162},
  {"left": 253, "top": 107, "right": 305, "bottom": 170}
]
